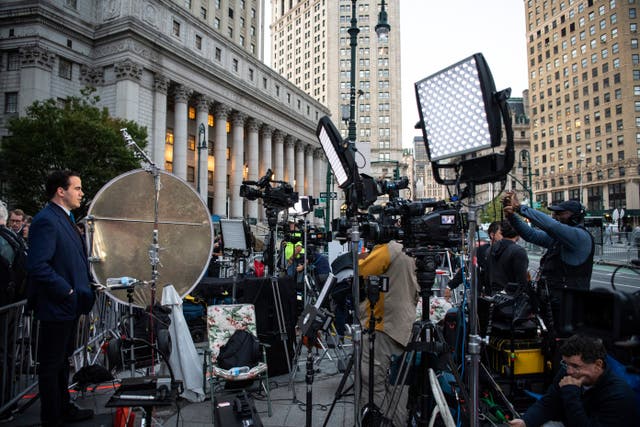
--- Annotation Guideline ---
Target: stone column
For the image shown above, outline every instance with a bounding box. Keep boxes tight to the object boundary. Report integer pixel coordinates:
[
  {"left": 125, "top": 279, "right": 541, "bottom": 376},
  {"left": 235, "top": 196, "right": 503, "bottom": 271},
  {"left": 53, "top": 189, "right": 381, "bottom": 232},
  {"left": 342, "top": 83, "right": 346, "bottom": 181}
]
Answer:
[
  {"left": 246, "top": 118, "right": 261, "bottom": 221},
  {"left": 285, "top": 135, "right": 296, "bottom": 184},
  {"left": 18, "top": 45, "right": 54, "bottom": 115},
  {"left": 260, "top": 125, "right": 273, "bottom": 179},
  {"left": 230, "top": 111, "right": 246, "bottom": 219},
  {"left": 172, "top": 84, "right": 190, "bottom": 180},
  {"left": 152, "top": 75, "right": 169, "bottom": 169},
  {"left": 196, "top": 96, "right": 210, "bottom": 200},
  {"left": 259, "top": 125, "right": 274, "bottom": 222},
  {"left": 295, "top": 141, "right": 305, "bottom": 195},
  {"left": 213, "top": 103, "right": 230, "bottom": 217},
  {"left": 305, "top": 145, "right": 315, "bottom": 197},
  {"left": 114, "top": 59, "right": 142, "bottom": 122},
  {"left": 273, "top": 130, "right": 284, "bottom": 182}
]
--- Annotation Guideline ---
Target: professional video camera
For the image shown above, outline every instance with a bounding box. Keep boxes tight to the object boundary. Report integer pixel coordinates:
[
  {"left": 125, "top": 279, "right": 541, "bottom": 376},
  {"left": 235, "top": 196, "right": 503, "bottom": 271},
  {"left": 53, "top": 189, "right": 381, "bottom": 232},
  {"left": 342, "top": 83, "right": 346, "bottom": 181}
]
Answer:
[
  {"left": 239, "top": 168, "right": 298, "bottom": 210},
  {"left": 361, "top": 198, "right": 464, "bottom": 249}
]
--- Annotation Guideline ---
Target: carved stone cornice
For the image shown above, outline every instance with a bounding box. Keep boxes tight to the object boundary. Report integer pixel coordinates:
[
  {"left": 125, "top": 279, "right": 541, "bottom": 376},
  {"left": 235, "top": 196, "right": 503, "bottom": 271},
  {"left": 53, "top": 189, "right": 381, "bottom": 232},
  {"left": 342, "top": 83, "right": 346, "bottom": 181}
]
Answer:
[
  {"left": 247, "top": 118, "right": 261, "bottom": 133},
  {"left": 213, "top": 102, "right": 230, "bottom": 119},
  {"left": 19, "top": 45, "right": 54, "bottom": 71},
  {"left": 114, "top": 59, "right": 142, "bottom": 81},
  {"left": 231, "top": 111, "right": 247, "bottom": 127},
  {"left": 153, "top": 74, "right": 170, "bottom": 94},
  {"left": 173, "top": 84, "right": 191, "bottom": 103},
  {"left": 79, "top": 65, "right": 104, "bottom": 86},
  {"left": 261, "top": 124, "right": 274, "bottom": 138}
]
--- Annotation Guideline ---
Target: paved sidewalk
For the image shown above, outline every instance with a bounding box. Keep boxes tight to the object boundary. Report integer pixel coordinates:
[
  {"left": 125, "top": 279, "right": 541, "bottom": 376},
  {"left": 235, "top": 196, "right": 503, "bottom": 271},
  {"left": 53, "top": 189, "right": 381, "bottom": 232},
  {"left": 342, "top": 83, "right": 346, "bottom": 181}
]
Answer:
[{"left": 2, "top": 342, "right": 355, "bottom": 427}]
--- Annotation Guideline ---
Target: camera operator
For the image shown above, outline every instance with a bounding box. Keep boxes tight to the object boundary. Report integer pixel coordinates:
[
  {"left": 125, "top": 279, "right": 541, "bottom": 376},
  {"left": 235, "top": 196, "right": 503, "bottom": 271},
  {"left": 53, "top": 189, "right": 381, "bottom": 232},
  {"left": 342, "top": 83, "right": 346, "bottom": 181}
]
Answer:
[
  {"left": 488, "top": 220, "right": 529, "bottom": 295},
  {"left": 502, "top": 192, "right": 594, "bottom": 329},
  {"left": 509, "top": 334, "right": 637, "bottom": 427},
  {"left": 358, "top": 240, "right": 420, "bottom": 427},
  {"left": 304, "top": 244, "right": 330, "bottom": 286}
]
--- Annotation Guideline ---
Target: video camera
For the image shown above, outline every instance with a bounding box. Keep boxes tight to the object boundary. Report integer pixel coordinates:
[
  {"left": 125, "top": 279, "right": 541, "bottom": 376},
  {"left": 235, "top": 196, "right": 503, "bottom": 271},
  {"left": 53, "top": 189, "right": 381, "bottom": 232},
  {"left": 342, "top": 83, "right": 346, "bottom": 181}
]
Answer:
[
  {"left": 239, "top": 168, "right": 298, "bottom": 210},
  {"left": 361, "top": 198, "right": 463, "bottom": 249}
]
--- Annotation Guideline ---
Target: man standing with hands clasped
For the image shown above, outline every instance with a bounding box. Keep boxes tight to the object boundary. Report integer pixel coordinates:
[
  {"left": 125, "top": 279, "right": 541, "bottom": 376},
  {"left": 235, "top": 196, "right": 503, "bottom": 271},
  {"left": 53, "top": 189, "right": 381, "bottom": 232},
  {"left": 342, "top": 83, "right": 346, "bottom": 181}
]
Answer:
[
  {"left": 509, "top": 334, "right": 637, "bottom": 427},
  {"left": 27, "top": 170, "right": 96, "bottom": 427}
]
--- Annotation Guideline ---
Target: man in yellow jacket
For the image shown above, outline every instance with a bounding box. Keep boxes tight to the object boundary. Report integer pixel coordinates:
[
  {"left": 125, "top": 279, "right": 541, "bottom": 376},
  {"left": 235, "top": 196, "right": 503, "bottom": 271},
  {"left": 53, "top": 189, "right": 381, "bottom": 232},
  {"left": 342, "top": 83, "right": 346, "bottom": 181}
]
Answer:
[{"left": 359, "top": 240, "right": 419, "bottom": 426}]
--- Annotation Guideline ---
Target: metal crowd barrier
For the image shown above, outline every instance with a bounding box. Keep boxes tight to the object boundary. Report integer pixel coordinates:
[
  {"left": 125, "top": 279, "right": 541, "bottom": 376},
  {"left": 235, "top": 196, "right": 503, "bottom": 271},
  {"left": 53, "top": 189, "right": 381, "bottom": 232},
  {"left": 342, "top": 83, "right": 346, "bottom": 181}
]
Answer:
[
  {"left": 0, "top": 300, "right": 38, "bottom": 416},
  {"left": 1, "top": 292, "right": 125, "bottom": 418}
]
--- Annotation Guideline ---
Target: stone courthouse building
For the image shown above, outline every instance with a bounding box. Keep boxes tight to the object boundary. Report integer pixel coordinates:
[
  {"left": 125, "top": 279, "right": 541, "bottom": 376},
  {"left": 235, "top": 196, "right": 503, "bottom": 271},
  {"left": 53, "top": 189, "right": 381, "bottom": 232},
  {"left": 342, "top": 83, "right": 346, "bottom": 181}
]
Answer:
[{"left": 0, "top": 0, "right": 330, "bottom": 222}]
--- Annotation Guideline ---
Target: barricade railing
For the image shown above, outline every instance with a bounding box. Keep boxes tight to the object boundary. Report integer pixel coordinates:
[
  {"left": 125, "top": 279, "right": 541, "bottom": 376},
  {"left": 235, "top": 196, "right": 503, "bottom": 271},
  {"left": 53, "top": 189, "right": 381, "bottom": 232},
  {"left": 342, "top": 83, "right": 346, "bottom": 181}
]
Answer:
[{"left": 0, "top": 300, "right": 38, "bottom": 416}]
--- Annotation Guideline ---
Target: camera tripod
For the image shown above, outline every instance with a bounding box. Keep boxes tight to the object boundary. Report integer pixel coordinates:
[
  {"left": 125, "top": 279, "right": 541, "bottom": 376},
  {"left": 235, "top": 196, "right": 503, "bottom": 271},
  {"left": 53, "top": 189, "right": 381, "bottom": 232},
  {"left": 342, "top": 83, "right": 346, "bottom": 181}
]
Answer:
[{"left": 263, "top": 206, "right": 292, "bottom": 374}]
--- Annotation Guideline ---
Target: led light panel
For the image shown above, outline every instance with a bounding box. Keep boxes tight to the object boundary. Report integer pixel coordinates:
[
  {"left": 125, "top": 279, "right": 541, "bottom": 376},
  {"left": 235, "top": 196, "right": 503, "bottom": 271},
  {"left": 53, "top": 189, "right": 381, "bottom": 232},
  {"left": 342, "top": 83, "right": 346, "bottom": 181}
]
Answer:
[
  {"left": 318, "top": 126, "right": 349, "bottom": 186},
  {"left": 415, "top": 54, "right": 496, "bottom": 162},
  {"left": 316, "top": 116, "right": 357, "bottom": 189}
]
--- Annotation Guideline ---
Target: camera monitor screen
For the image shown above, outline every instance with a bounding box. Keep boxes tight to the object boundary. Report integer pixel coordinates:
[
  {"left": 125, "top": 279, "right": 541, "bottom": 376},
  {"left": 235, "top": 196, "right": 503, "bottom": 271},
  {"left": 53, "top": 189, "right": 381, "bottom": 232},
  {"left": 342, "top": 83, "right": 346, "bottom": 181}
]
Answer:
[{"left": 441, "top": 214, "right": 456, "bottom": 225}]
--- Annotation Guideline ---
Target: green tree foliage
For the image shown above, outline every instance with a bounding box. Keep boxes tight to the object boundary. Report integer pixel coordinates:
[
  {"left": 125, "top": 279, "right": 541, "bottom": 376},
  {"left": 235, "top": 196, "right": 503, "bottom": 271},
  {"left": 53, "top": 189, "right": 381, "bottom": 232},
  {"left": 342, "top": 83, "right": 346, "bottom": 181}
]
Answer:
[
  {"left": 480, "top": 195, "right": 504, "bottom": 224},
  {"left": 1, "top": 88, "right": 147, "bottom": 216}
]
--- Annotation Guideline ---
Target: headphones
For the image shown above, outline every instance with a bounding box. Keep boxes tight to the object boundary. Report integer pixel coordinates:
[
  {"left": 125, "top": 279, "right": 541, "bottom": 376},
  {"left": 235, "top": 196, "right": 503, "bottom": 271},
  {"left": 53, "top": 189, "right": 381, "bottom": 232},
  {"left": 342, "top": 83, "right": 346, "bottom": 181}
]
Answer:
[{"left": 568, "top": 205, "right": 586, "bottom": 226}]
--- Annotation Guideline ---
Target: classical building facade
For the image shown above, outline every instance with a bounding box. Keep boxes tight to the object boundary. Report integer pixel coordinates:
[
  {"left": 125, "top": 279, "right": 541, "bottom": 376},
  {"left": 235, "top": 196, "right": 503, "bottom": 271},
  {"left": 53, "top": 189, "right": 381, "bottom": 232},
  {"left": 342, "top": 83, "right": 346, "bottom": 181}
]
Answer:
[
  {"left": 525, "top": 0, "right": 640, "bottom": 220},
  {"left": 0, "top": 0, "right": 329, "bottom": 223},
  {"left": 269, "top": 0, "right": 404, "bottom": 192}
]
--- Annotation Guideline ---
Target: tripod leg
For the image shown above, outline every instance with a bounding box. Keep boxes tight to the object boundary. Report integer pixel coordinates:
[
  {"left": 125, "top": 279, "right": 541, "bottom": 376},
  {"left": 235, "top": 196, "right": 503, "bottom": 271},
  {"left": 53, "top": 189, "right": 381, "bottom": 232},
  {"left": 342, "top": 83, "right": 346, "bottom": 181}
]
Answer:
[{"left": 322, "top": 353, "right": 354, "bottom": 427}]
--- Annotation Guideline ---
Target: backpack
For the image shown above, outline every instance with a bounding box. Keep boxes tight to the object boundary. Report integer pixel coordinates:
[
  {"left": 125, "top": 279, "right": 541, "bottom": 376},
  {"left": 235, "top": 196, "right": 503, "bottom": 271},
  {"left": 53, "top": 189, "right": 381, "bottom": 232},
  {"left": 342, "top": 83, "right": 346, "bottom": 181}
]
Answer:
[
  {"left": 217, "top": 329, "right": 261, "bottom": 370},
  {"left": 0, "top": 227, "right": 28, "bottom": 306}
]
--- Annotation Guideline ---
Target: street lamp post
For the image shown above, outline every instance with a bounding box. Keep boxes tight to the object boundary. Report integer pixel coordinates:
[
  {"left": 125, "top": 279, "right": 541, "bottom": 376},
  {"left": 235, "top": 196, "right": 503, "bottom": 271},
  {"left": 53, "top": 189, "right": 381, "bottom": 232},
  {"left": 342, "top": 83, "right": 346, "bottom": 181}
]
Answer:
[
  {"left": 518, "top": 149, "right": 533, "bottom": 207},
  {"left": 197, "top": 123, "right": 206, "bottom": 196},
  {"left": 578, "top": 153, "right": 586, "bottom": 205}
]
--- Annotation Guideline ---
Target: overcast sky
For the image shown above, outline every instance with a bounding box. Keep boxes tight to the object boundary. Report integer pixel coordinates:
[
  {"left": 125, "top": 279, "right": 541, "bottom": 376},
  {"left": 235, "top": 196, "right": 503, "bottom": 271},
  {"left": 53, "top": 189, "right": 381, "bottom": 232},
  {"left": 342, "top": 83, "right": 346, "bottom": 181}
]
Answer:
[
  {"left": 264, "top": 0, "right": 529, "bottom": 149},
  {"left": 400, "top": 0, "right": 528, "bottom": 148}
]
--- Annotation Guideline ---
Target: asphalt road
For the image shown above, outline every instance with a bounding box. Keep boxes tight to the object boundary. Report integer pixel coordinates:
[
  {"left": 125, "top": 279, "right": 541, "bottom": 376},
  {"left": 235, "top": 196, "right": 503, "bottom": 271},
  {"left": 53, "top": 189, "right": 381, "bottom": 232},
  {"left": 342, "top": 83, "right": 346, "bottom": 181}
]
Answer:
[{"left": 527, "top": 256, "right": 640, "bottom": 294}]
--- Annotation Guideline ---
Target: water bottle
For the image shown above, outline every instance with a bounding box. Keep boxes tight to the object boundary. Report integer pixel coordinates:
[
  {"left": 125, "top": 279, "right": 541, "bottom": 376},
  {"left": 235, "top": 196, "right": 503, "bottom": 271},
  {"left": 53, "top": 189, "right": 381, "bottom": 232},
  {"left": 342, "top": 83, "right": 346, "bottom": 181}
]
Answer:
[
  {"left": 106, "top": 277, "right": 137, "bottom": 287},
  {"left": 229, "top": 366, "right": 250, "bottom": 376}
]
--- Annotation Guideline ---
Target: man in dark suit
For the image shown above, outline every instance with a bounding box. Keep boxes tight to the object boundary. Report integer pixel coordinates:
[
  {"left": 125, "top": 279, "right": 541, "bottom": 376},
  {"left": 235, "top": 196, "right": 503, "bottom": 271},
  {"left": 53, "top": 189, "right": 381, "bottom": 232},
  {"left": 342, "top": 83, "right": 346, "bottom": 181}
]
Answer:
[{"left": 27, "top": 170, "right": 95, "bottom": 426}]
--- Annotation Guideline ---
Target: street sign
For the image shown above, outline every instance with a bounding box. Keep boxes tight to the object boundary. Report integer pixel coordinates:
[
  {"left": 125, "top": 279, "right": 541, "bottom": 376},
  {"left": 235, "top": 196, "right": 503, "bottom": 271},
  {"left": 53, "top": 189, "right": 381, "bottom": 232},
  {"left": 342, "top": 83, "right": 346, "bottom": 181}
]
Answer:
[{"left": 319, "top": 192, "right": 337, "bottom": 200}]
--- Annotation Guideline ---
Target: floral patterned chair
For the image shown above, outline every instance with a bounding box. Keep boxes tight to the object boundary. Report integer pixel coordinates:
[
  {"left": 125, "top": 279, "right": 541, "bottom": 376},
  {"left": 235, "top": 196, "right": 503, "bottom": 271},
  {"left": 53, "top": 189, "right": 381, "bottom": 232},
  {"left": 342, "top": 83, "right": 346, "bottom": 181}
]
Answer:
[{"left": 205, "top": 304, "right": 271, "bottom": 417}]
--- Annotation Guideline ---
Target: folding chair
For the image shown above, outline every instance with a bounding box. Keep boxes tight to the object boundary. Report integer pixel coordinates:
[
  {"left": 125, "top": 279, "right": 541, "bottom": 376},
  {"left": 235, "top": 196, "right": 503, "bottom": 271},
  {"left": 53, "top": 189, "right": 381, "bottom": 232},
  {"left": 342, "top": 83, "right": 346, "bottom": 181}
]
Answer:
[{"left": 205, "top": 304, "right": 271, "bottom": 422}]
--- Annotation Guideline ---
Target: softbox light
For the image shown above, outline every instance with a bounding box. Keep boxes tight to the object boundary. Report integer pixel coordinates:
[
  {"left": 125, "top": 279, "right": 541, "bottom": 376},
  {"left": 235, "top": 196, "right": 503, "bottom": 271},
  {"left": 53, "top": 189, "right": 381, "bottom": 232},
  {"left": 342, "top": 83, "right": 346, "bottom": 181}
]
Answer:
[
  {"left": 415, "top": 53, "right": 501, "bottom": 162},
  {"left": 316, "top": 116, "right": 357, "bottom": 188}
]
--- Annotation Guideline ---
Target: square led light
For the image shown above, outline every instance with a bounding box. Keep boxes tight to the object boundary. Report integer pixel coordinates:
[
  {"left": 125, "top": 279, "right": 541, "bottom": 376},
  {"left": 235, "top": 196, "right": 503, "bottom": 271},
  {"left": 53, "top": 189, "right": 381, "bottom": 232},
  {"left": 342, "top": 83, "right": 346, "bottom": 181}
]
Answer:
[
  {"left": 316, "top": 116, "right": 357, "bottom": 188},
  {"left": 415, "top": 53, "right": 501, "bottom": 162}
]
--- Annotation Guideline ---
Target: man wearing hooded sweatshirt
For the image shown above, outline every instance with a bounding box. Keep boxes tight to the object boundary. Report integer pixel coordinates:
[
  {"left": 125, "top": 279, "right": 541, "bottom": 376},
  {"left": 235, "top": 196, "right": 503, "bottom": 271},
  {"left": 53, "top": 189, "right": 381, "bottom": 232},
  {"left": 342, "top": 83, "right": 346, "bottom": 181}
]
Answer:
[{"left": 488, "top": 220, "right": 529, "bottom": 295}]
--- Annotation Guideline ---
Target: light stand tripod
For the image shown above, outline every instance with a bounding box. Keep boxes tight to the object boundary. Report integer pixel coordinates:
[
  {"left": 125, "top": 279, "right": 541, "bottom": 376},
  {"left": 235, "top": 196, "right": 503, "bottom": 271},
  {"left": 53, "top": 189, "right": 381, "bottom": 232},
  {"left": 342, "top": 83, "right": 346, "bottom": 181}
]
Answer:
[
  {"left": 360, "top": 275, "right": 388, "bottom": 426},
  {"left": 263, "top": 207, "right": 292, "bottom": 374}
]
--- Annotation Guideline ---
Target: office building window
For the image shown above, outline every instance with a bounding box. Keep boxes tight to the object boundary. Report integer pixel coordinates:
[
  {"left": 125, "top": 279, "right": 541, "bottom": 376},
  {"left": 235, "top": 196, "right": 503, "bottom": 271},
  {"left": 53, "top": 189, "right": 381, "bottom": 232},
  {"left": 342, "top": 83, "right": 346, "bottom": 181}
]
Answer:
[
  {"left": 4, "top": 92, "right": 18, "bottom": 113},
  {"left": 7, "top": 52, "right": 20, "bottom": 71},
  {"left": 173, "top": 20, "right": 181, "bottom": 37},
  {"left": 58, "top": 58, "right": 72, "bottom": 80}
]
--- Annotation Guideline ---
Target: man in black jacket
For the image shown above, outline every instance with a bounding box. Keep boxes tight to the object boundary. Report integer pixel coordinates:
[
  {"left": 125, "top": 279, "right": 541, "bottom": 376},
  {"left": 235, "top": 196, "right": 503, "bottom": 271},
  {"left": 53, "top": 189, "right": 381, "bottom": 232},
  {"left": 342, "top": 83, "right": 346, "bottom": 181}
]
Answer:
[
  {"left": 488, "top": 220, "right": 529, "bottom": 295},
  {"left": 509, "top": 334, "right": 637, "bottom": 427}
]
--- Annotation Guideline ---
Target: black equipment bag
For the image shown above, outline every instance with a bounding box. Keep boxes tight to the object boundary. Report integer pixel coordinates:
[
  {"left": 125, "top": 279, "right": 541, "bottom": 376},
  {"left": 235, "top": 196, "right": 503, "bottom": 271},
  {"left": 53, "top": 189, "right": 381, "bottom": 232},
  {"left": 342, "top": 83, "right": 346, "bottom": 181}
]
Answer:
[{"left": 217, "top": 329, "right": 260, "bottom": 369}]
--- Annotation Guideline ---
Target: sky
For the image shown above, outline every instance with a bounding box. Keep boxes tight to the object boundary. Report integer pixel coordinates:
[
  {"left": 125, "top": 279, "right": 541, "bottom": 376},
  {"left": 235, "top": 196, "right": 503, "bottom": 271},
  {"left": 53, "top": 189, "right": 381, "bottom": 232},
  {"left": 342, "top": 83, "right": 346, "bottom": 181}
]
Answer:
[
  {"left": 263, "top": 0, "right": 529, "bottom": 149},
  {"left": 400, "top": 0, "right": 528, "bottom": 148}
]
